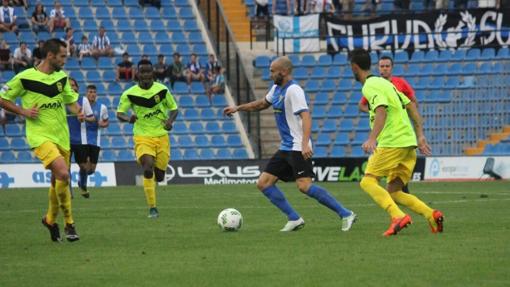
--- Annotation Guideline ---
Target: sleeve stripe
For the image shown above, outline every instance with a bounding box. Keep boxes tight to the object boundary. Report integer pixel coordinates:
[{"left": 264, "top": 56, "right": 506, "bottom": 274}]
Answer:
[{"left": 294, "top": 108, "right": 308, "bottom": 115}]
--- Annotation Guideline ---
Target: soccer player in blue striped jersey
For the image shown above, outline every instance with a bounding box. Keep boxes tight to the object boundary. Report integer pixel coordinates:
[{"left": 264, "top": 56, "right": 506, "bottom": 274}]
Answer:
[
  {"left": 68, "top": 80, "right": 109, "bottom": 198},
  {"left": 224, "top": 56, "right": 357, "bottom": 232}
]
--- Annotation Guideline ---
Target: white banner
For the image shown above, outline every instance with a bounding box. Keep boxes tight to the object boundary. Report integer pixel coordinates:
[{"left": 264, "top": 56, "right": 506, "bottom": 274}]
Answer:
[
  {"left": 0, "top": 163, "right": 117, "bottom": 188},
  {"left": 274, "top": 14, "right": 320, "bottom": 53},
  {"left": 424, "top": 156, "right": 510, "bottom": 180}
]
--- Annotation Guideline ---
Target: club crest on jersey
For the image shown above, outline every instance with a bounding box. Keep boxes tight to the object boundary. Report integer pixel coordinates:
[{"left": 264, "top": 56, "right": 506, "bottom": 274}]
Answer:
[
  {"left": 56, "top": 82, "right": 63, "bottom": 92},
  {"left": 154, "top": 94, "right": 160, "bottom": 103}
]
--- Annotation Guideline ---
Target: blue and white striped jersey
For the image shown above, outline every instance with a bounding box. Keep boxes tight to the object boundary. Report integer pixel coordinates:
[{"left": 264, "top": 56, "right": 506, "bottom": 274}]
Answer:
[{"left": 265, "top": 80, "right": 312, "bottom": 152}]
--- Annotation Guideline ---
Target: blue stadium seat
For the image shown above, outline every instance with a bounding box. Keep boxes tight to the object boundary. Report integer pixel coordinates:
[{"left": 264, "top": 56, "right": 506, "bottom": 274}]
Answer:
[
  {"left": 184, "top": 148, "right": 200, "bottom": 159},
  {"left": 118, "top": 149, "right": 134, "bottom": 161},
  {"left": 339, "top": 119, "right": 354, "bottom": 131},
  {"left": 216, "top": 148, "right": 232, "bottom": 158},
  {"left": 106, "top": 123, "right": 122, "bottom": 135},
  {"left": 0, "top": 151, "right": 16, "bottom": 162},
  {"left": 178, "top": 135, "right": 194, "bottom": 147},
  {"left": 211, "top": 135, "right": 227, "bottom": 147},
  {"left": 200, "top": 148, "right": 215, "bottom": 159},
  {"left": 331, "top": 146, "right": 346, "bottom": 157},
  {"left": 144, "top": 7, "right": 161, "bottom": 19},
  {"left": 222, "top": 122, "right": 237, "bottom": 133},
  {"left": 171, "top": 149, "right": 183, "bottom": 160},
  {"left": 227, "top": 135, "right": 242, "bottom": 147},
  {"left": 301, "top": 55, "right": 316, "bottom": 67},
  {"left": 311, "top": 67, "right": 327, "bottom": 79},
  {"left": 200, "top": 108, "right": 216, "bottom": 120},
  {"left": 0, "top": 138, "right": 10, "bottom": 150},
  {"left": 204, "top": 122, "right": 220, "bottom": 133},
  {"left": 322, "top": 119, "right": 337, "bottom": 132},
  {"left": 316, "top": 133, "right": 331, "bottom": 146},
  {"left": 173, "top": 122, "right": 187, "bottom": 134},
  {"left": 101, "top": 150, "right": 116, "bottom": 161},
  {"left": 466, "top": 48, "right": 481, "bottom": 59},
  {"left": 11, "top": 137, "right": 28, "bottom": 150},
  {"left": 17, "top": 151, "right": 34, "bottom": 162},
  {"left": 254, "top": 55, "right": 271, "bottom": 68},
  {"left": 5, "top": 124, "right": 22, "bottom": 136},
  {"left": 189, "top": 122, "right": 204, "bottom": 133},
  {"left": 313, "top": 146, "right": 328, "bottom": 158},
  {"left": 327, "top": 67, "right": 341, "bottom": 78},
  {"left": 321, "top": 80, "right": 336, "bottom": 92},
  {"left": 314, "top": 92, "right": 329, "bottom": 105},
  {"left": 195, "top": 135, "right": 210, "bottom": 147},
  {"left": 318, "top": 54, "right": 332, "bottom": 66},
  {"left": 334, "top": 132, "right": 350, "bottom": 145},
  {"left": 111, "top": 136, "right": 127, "bottom": 148},
  {"left": 232, "top": 148, "right": 248, "bottom": 159}
]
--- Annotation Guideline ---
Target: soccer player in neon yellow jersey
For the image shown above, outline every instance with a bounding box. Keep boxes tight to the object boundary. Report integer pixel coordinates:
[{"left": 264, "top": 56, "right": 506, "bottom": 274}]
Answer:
[
  {"left": 117, "top": 59, "right": 178, "bottom": 218},
  {"left": 349, "top": 48, "right": 444, "bottom": 236},
  {"left": 0, "top": 38, "right": 84, "bottom": 242}
]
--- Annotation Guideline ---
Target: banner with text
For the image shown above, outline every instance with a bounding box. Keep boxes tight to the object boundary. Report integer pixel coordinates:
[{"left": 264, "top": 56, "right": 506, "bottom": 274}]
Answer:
[
  {"left": 274, "top": 14, "right": 320, "bottom": 53},
  {"left": 424, "top": 156, "right": 510, "bottom": 180},
  {"left": 326, "top": 8, "right": 510, "bottom": 52},
  {"left": 0, "top": 163, "right": 117, "bottom": 188},
  {"left": 114, "top": 158, "right": 425, "bottom": 185}
]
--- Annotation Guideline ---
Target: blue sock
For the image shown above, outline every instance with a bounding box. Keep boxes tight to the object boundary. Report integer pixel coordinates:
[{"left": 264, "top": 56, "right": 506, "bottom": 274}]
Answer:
[
  {"left": 262, "top": 185, "right": 300, "bottom": 221},
  {"left": 79, "top": 169, "right": 88, "bottom": 191},
  {"left": 306, "top": 185, "right": 352, "bottom": 218}
]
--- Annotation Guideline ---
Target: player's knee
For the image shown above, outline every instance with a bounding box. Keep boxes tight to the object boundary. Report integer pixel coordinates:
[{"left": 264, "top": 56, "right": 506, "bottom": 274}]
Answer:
[
  {"left": 256, "top": 179, "right": 270, "bottom": 191},
  {"left": 55, "top": 169, "right": 70, "bottom": 182},
  {"left": 360, "top": 176, "right": 374, "bottom": 190},
  {"left": 297, "top": 182, "right": 311, "bottom": 194},
  {"left": 143, "top": 169, "right": 154, "bottom": 179}
]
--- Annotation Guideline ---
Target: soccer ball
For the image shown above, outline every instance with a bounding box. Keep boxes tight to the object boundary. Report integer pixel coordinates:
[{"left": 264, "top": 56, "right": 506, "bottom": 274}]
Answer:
[{"left": 217, "top": 208, "right": 243, "bottom": 231}]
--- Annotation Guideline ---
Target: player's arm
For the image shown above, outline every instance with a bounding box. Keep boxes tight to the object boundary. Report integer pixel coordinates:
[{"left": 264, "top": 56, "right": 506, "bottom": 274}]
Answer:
[
  {"left": 66, "top": 102, "right": 85, "bottom": 122},
  {"left": 223, "top": 98, "right": 271, "bottom": 116},
  {"left": 406, "top": 103, "right": 431, "bottom": 156},
  {"left": 81, "top": 97, "right": 96, "bottom": 123},
  {"left": 117, "top": 112, "right": 136, "bottom": 124},
  {"left": 402, "top": 79, "right": 418, "bottom": 108},
  {"left": 98, "top": 104, "right": 109, "bottom": 128},
  {"left": 164, "top": 109, "right": 178, "bottom": 131},
  {"left": 358, "top": 96, "right": 369, "bottom": 113},
  {"left": 299, "top": 110, "right": 313, "bottom": 160},
  {"left": 116, "top": 92, "right": 137, "bottom": 124},
  {"left": 0, "top": 98, "right": 38, "bottom": 119},
  {"left": 362, "top": 105, "right": 386, "bottom": 154}
]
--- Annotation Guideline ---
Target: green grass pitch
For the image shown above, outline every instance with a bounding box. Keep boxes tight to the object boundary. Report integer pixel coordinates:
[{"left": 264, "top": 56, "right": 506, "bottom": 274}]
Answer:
[{"left": 1, "top": 181, "right": 509, "bottom": 287}]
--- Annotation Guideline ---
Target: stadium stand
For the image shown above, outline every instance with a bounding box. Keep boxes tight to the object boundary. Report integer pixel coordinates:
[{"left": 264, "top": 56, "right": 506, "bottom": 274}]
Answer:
[
  {"left": 0, "top": 1, "right": 251, "bottom": 162},
  {"left": 253, "top": 49, "right": 510, "bottom": 156}
]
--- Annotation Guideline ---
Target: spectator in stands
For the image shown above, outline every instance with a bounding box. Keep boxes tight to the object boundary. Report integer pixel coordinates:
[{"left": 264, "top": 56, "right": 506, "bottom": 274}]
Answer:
[
  {"left": 204, "top": 53, "right": 220, "bottom": 82},
  {"left": 138, "top": 0, "right": 161, "bottom": 9},
  {"left": 169, "top": 52, "right": 186, "bottom": 89},
  {"left": 116, "top": 52, "right": 135, "bottom": 82},
  {"left": 31, "top": 2, "right": 50, "bottom": 34},
  {"left": 48, "top": 1, "right": 70, "bottom": 32},
  {"left": 454, "top": 0, "right": 468, "bottom": 8},
  {"left": 0, "top": 40, "right": 12, "bottom": 71},
  {"left": 186, "top": 53, "right": 205, "bottom": 87},
  {"left": 92, "top": 26, "right": 113, "bottom": 58},
  {"left": 153, "top": 54, "right": 168, "bottom": 83},
  {"left": 308, "top": 0, "right": 336, "bottom": 14},
  {"left": 207, "top": 66, "right": 225, "bottom": 103},
  {"left": 478, "top": 0, "right": 496, "bottom": 7},
  {"left": 62, "top": 27, "right": 76, "bottom": 57},
  {"left": 362, "top": 0, "right": 379, "bottom": 15},
  {"left": 77, "top": 35, "right": 92, "bottom": 63},
  {"left": 341, "top": 0, "right": 354, "bottom": 18},
  {"left": 295, "top": 0, "right": 307, "bottom": 15},
  {"left": 32, "top": 40, "right": 45, "bottom": 66},
  {"left": 394, "top": 0, "right": 410, "bottom": 9},
  {"left": 435, "top": 0, "right": 448, "bottom": 9},
  {"left": 273, "top": 0, "right": 292, "bottom": 15},
  {"left": 11, "top": 0, "right": 28, "bottom": 9},
  {"left": 13, "top": 41, "right": 32, "bottom": 74},
  {"left": 255, "top": 0, "right": 269, "bottom": 18},
  {"left": 0, "top": 0, "right": 18, "bottom": 34}
]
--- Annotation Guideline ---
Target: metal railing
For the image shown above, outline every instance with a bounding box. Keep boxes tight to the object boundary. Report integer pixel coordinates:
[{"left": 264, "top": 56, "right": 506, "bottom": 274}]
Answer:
[{"left": 196, "top": 0, "right": 262, "bottom": 158}]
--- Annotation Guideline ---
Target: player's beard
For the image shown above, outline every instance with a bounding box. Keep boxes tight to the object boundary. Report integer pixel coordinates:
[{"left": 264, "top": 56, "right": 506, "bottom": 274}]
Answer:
[
  {"left": 353, "top": 71, "right": 360, "bottom": 82},
  {"left": 139, "top": 78, "right": 153, "bottom": 89},
  {"left": 274, "top": 73, "right": 284, "bottom": 86}
]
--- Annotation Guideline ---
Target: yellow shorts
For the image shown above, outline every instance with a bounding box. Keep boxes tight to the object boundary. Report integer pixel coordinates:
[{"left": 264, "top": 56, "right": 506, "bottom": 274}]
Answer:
[
  {"left": 33, "top": 141, "right": 71, "bottom": 169},
  {"left": 133, "top": 135, "right": 170, "bottom": 171},
  {"left": 364, "top": 147, "right": 416, "bottom": 184}
]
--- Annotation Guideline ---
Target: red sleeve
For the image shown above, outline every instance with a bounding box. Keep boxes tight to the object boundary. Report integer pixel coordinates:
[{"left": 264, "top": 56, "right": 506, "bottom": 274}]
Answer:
[
  {"left": 360, "top": 96, "right": 368, "bottom": 105},
  {"left": 392, "top": 77, "right": 416, "bottom": 102}
]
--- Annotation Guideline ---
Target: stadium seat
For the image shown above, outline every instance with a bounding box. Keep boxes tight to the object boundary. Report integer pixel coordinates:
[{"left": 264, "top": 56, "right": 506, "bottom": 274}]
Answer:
[
  {"left": 0, "top": 151, "right": 16, "bottom": 162},
  {"left": 232, "top": 148, "right": 248, "bottom": 159},
  {"left": 200, "top": 148, "right": 215, "bottom": 159},
  {"left": 184, "top": 148, "right": 200, "bottom": 159},
  {"left": 216, "top": 148, "right": 232, "bottom": 158},
  {"left": 227, "top": 135, "right": 242, "bottom": 147},
  {"left": 118, "top": 149, "right": 135, "bottom": 161},
  {"left": 101, "top": 150, "right": 116, "bottom": 161},
  {"left": 211, "top": 135, "right": 227, "bottom": 147}
]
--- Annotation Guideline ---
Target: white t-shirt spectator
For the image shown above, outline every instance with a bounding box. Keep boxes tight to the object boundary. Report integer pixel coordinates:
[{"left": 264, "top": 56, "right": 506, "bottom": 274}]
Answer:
[
  {"left": 50, "top": 8, "right": 66, "bottom": 19},
  {"left": 256, "top": 0, "right": 269, "bottom": 5},
  {"left": 13, "top": 47, "right": 32, "bottom": 61}
]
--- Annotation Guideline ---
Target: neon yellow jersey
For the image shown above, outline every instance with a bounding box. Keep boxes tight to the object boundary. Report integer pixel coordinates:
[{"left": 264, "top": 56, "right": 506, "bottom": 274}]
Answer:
[
  {"left": 362, "top": 76, "right": 416, "bottom": 148},
  {"left": 117, "top": 82, "right": 178, "bottom": 137},
  {"left": 0, "top": 67, "right": 78, "bottom": 150}
]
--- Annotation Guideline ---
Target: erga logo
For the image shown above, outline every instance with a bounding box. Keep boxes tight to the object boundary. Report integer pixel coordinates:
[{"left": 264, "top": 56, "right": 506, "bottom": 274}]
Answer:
[
  {"left": 154, "top": 94, "right": 160, "bottom": 103},
  {"left": 143, "top": 109, "right": 162, "bottom": 119},
  {"left": 56, "top": 82, "right": 63, "bottom": 92},
  {"left": 39, "top": 102, "right": 62, "bottom": 110}
]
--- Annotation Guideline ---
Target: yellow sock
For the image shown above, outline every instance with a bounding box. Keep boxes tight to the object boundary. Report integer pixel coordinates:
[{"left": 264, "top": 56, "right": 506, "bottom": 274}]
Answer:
[
  {"left": 390, "top": 191, "right": 433, "bottom": 219},
  {"left": 360, "top": 176, "right": 405, "bottom": 219},
  {"left": 55, "top": 179, "right": 74, "bottom": 225},
  {"left": 143, "top": 176, "right": 156, "bottom": 208},
  {"left": 46, "top": 185, "right": 59, "bottom": 224}
]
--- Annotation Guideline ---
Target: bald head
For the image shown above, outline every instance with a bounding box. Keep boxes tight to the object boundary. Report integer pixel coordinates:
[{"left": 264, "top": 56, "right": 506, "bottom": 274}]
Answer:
[{"left": 270, "top": 56, "right": 293, "bottom": 86}]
